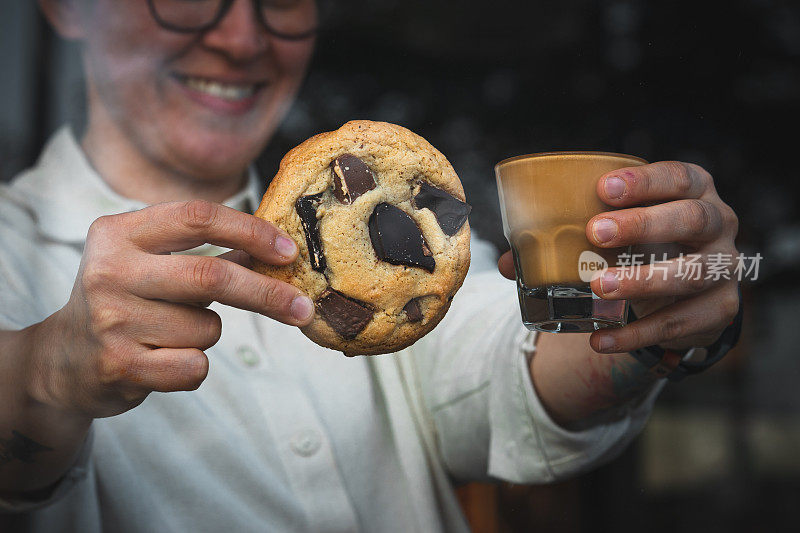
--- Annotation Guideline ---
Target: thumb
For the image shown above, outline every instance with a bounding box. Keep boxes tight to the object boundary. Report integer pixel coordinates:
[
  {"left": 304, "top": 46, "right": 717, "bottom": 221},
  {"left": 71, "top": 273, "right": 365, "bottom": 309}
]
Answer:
[{"left": 498, "top": 250, "right": 515, "bottom": 280}]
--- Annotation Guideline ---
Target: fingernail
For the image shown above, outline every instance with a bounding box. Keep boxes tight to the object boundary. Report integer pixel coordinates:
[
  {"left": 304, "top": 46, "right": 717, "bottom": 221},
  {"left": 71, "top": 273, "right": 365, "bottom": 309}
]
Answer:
[
  {"left": 275, "top": 236, "right": 297, "bottom": 257},
  {"left": 597, "top": 335, "right": 615, "bottom": 352},
  {"left": 604, "top": 176, "right": 626, "bottom": 199},
  {"left": 290, "top": 295, "right": 314, "bottom": 322},
  {"left": 592, "top": 218, "right": 618, "bottom": 243},
  {"left": 600, "top": 270, "right": 620, "bottom": 294}
]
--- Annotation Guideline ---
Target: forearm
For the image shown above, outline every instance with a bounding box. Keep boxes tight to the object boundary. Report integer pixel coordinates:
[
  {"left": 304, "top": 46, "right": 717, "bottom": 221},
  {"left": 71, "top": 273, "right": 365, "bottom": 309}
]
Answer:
[
  {"left": 0, "top": 319, "right": 92, "bottom": 496},
  {"left": 531, "top": 332, "right": 659, "bottom": 428}
]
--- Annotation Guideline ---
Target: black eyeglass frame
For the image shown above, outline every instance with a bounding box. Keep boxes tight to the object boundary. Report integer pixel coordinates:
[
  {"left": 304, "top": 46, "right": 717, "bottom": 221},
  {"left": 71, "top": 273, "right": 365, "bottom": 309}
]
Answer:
[{"left": 146, "top": 0, "right": 318, "bottom": 41}]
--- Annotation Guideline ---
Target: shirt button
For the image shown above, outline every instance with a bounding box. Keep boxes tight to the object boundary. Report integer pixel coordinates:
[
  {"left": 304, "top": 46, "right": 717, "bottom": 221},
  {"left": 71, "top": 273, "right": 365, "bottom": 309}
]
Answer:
[
  {"left": 291, "top": 429, "right": 322, "bottom": 457},
  {"left": 235, "top": 345, "right": 260, "bottom": 367}
]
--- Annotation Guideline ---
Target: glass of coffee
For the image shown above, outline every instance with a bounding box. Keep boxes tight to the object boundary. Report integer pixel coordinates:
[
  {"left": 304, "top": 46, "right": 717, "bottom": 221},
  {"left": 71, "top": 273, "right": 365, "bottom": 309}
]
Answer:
[{"left": 495, "top": 151, "right": 646, "bottom": 333}]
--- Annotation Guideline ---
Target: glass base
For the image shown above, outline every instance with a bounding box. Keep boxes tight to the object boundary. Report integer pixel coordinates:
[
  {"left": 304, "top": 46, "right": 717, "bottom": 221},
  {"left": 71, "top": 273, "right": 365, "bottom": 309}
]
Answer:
[{"left": 517, "top": 283, "right": 628, "bottom": 333}]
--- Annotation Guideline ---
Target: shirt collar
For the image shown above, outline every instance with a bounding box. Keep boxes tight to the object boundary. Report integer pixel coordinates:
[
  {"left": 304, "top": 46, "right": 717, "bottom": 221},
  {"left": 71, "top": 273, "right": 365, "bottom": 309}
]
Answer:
[{"left": 14, "top": 126, "right": 264, "bottom": 246}]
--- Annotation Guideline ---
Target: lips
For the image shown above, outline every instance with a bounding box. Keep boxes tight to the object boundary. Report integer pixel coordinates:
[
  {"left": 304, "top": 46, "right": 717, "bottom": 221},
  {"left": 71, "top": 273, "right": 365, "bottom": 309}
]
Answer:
[{"left": 172, "top": 73, "right": 267, "bottom": 114}]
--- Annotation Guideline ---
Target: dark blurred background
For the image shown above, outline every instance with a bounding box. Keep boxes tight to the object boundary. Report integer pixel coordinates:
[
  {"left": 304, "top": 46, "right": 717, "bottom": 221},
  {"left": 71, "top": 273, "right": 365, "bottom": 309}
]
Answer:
[{"left": 2, "top": 0, "right": 799, "bottom": 531}]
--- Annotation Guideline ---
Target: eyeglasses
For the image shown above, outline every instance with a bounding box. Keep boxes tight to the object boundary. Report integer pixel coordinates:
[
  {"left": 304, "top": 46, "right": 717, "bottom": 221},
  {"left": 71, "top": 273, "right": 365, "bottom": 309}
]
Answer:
[{"left": 147, "top": 0, "right": 318, "bottom": 40}]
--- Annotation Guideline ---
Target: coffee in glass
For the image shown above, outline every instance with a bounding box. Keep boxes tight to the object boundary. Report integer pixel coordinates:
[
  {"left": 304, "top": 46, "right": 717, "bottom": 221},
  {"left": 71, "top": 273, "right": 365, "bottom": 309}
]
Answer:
[{"left": 495, "top": 151, "right": 646, "bottom": 332}]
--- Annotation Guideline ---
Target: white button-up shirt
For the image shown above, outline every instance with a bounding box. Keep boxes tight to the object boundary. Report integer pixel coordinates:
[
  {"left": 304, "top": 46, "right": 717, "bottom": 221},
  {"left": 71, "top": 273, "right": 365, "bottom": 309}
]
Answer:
[{"left": 0, "top": 128, "right": 660, "bottom": 532}]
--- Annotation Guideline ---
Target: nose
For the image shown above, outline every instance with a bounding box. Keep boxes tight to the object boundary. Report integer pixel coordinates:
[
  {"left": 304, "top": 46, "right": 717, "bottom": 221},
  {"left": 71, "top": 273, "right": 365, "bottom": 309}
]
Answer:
[{"left": 201, "top": 0, "right": 269, "bottom": 63}]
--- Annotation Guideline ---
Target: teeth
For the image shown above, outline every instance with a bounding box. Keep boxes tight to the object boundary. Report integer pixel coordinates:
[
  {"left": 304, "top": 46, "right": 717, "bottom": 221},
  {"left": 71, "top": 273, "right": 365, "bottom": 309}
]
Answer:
[{"left": 182, "top": 77, "right": 256, "bottom": 101}]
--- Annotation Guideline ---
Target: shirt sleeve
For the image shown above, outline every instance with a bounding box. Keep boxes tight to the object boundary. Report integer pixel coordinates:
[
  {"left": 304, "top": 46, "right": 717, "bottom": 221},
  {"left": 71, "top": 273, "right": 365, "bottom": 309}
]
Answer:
[
  {"left": 485, "top": 329, "right": 664, "bottom": 483},
  {"left": 0, "top": 188, "right": 95, "bottom": 513},
  {"left": 410, "top": 239, "right": 663, "bottom": 484}
]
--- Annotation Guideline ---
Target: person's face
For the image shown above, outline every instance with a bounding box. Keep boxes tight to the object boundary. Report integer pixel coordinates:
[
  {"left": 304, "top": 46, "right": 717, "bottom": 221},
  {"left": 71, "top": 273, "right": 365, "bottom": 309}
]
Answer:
[{"left": 80, "top": 0, "right": 316, "bottom": 181}]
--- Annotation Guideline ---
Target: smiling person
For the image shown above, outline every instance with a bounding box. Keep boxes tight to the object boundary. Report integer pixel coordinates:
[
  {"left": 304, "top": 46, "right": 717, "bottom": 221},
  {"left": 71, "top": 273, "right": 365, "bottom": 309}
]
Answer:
[{"left": 0, "top": 0, "right": 740, "bottom": 532}]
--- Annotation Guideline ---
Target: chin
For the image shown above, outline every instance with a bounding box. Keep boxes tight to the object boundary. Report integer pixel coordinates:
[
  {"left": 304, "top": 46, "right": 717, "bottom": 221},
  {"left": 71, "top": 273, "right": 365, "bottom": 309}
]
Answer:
[{"left": 166, "top": 127, "right": 266, "bottom": 180}]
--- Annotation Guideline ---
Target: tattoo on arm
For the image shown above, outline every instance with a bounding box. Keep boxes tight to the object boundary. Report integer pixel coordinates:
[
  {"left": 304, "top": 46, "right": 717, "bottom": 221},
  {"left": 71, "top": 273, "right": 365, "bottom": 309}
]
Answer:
[
  {"left": 563, "top": 353, "right": 660, "bottom": 425},
  {"left": 609, "top": 357, "right": 656, "bottom": 401},
  {"left": 0, "top": 431, "right": 53, "bottom": 467}
]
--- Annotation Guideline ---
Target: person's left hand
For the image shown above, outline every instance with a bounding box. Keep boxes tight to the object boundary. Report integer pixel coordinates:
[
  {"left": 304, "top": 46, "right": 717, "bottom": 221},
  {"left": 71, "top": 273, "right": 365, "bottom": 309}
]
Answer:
[{"left": 499, "top": 161, "right": 741, "bottom": 354}]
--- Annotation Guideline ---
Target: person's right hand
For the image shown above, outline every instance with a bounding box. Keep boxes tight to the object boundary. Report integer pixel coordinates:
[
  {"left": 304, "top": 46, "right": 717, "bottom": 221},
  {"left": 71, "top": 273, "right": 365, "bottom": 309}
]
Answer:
[{"left": 29, "top": 200, "right": 313, "bottom": 419}]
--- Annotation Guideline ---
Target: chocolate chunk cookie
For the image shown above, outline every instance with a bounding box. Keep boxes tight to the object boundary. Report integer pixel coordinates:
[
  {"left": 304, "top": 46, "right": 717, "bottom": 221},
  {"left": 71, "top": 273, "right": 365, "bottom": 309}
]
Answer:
[{"left": 254, "top": 120, "right": 471, "bottom": 356}]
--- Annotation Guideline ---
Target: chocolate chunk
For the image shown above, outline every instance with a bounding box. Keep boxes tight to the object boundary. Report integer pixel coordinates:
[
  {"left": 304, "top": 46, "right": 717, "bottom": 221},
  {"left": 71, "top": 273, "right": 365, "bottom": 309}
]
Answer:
[
  {"left": 331, "top": 154, "right": 376, "bottom": 204},
  {"left": 316, "top": 288, "right": 373, "bottom": 340},
  {"left": 403, "top": 299, "right": 423, "bottom": 322},
  {"left": 413, "top": 182, "right": 472, "bottom": 236},
  {"left": 368, "top": 203, "right": 435, "bottom": 272},
  {"left": 295, "top": 193, "right": 326, "bottom": 272}
]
